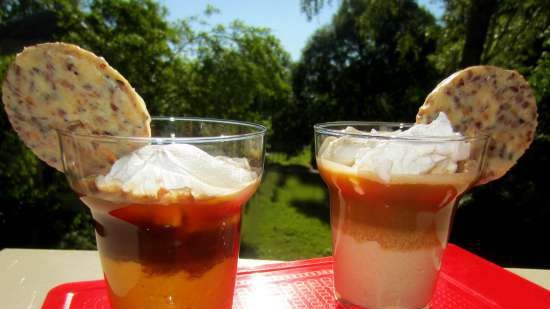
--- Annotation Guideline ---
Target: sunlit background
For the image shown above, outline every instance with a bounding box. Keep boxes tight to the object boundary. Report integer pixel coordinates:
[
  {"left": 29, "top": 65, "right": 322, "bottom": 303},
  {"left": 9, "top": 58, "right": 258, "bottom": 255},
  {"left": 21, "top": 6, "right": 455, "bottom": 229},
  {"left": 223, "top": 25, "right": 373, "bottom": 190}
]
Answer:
[{"left": 0, "top": 0, "right": 548, "bottom": 268}]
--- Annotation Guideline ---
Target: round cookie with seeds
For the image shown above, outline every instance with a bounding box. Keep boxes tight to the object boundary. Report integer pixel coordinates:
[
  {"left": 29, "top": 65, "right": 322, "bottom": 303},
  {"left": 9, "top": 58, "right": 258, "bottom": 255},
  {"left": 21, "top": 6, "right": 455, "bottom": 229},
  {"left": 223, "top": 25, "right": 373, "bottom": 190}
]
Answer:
[
  {"left": 2, "top": 42, "right": 151, "bottom": 172},
  {"left": 416, "top": 65, "right": 537, "bottom": 184}
]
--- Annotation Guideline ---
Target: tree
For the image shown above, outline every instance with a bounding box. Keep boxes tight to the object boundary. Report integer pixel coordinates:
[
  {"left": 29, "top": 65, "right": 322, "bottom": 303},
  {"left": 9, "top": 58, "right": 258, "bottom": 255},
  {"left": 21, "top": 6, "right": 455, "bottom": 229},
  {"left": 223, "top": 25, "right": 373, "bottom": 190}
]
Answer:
[
  {"left": 433, "top": 0, "right": 549, "bottom": 137},
  {"left": 0, "top": 0, "right": 293, "bottom": 249},
  {"left": 62, "top": 0, "right": 181, "bottom": 115},
  {"left": 1, "top": 0, "right": 187, "bottom": 249},
  {"left": 298, "top": 0, "right": 550, "bottom": 266},
  {"left": 432, "top": 0, "right": 550, "bottom": 266},
  {"left": 273, "top": 0, "right": 440, "bottom": 153},
  {"left": 0, "top": 0, "right": 93, "bottom": 250},
  {"left": 433, "top": 1, "right": 548, "bottom": 69},
  {"left": 458, "top": 0, "right": 498, "bottom": 67},
  {"left": 301, "top": 0, "right": 333, "bottom": 21},
  {"left": 169, "top": 20, "right": 293, "bottom": 130}
]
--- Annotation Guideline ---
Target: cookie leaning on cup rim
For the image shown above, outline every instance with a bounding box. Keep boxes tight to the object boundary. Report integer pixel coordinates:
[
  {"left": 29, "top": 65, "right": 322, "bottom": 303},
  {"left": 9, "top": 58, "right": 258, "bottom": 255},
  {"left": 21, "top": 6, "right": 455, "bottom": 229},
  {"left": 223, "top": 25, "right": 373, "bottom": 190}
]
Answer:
[
  {"left": 416, "top": 65, "right": 537, "bottom": 185},
  {"left": 1, "top": 42, "right": 151, "bottom": 172}
]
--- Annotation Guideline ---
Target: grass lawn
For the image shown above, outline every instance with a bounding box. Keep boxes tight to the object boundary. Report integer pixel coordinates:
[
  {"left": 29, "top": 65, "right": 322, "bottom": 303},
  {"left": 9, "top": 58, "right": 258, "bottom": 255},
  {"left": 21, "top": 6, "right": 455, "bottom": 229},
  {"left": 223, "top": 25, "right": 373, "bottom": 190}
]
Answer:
[{"left": 240, "top": 150, "right": 332, "bottom": 260}]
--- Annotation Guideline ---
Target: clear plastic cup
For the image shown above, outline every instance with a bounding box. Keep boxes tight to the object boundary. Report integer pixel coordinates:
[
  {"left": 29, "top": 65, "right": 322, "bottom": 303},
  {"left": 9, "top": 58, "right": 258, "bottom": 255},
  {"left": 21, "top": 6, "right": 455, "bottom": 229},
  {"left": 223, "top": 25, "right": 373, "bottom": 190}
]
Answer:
[
  {"left": 314, "top": 121, "right": 488, "bottom": 309},
  {"left": 58, "top": 117, "right": 265, "bottom": 309}
]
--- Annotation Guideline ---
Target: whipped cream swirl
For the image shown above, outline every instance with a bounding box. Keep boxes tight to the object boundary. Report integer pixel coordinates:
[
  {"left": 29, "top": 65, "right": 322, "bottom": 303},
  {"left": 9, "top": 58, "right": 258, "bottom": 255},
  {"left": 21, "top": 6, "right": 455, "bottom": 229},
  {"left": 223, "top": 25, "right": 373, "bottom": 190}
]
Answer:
[
  {"left": 96, "top": 143, "right": 257, "bottom": 198},
  {"left": 319, "top": 113, "right": 470, "bottom": 182}
]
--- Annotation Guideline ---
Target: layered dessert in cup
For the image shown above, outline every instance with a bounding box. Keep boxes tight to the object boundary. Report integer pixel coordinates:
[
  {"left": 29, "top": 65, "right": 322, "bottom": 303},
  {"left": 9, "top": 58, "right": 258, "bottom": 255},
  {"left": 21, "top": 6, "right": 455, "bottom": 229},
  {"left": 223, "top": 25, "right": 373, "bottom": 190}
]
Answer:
[
  {"left": 59, "top": 118, "right": 265, "bottom": 308},
  {"left": 314, "top": 66, "right": 538, "bottom": 309},
  {"left": 315, "top": 114, "right": 487, "bottom": 309},
  {"left": 1, "top": 43, "right": 266, "bottom": 309}
]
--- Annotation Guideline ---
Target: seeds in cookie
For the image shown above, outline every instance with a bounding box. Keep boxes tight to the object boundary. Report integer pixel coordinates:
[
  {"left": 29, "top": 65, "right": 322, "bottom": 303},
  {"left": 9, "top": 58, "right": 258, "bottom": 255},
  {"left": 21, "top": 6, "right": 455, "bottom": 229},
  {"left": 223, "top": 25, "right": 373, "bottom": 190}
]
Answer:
[
  {"left": 416, "top": 65, "right": 537, "bottom": 184},
  {"left": 1, "top": 42, "right": 151, "bottom": 172}
]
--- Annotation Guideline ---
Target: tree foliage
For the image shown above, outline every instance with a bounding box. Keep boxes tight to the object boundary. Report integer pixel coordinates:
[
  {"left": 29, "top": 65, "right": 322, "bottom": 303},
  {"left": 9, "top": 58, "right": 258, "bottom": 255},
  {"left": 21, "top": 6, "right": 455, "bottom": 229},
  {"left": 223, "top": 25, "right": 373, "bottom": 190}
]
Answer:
[
  {"left": 168, "top": 20, "right": 292, "bottom": 130},
  {"left": 300, "top": 0, "right": 333, "bottom": 21},
  {"left": 0, "top": 0, "right": 292, "bottom": 249},
  {"left": 274, "top": 0, "right": 440, "bottom": 153},
  {"left": 0, "top": 0, "right": 548, "bottom": 265},
  {"left": 432, "top": 0, "right": 550, "bottom": 266},
  {"left": 434, "top": 0, "right": 550, "bottom": 133},
  {"left": 285, "top": 0, "right": 550, "bottom": 266}
]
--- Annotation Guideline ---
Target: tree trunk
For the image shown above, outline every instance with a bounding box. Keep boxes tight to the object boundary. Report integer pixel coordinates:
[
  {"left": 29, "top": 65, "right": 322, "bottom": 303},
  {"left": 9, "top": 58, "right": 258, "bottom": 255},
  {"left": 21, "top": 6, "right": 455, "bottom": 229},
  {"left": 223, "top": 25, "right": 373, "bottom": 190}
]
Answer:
[{"left": 459, "top": 0, "right": 498, "bottom": 67}]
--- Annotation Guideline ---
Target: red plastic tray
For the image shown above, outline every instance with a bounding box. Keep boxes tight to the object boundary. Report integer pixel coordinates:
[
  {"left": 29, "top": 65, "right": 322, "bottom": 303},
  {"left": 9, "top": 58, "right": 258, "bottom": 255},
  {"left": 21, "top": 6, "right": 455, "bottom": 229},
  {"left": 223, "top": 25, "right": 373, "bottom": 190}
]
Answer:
[{"left": 42, "top": 244, "right": 550, "bottom": 308}]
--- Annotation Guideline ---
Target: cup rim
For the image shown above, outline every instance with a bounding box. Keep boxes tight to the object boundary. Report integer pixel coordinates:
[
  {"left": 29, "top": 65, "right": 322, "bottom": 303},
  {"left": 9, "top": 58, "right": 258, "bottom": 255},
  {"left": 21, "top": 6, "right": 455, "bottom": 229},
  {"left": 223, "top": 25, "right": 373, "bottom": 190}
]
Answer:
[
  {"left": 314, "top": 121, "right": 490, "bottom": 142},
  {"left": 57, "top": 116, "right": 267, "bottom": 143}
]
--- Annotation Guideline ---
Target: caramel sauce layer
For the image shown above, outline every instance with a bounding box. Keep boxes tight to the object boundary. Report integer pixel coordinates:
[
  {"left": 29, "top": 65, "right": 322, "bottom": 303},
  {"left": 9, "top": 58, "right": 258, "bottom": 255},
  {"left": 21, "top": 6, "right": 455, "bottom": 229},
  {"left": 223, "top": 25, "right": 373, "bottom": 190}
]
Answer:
[{"left": 319, "top": 160, "right": 474, "bottom": 250}]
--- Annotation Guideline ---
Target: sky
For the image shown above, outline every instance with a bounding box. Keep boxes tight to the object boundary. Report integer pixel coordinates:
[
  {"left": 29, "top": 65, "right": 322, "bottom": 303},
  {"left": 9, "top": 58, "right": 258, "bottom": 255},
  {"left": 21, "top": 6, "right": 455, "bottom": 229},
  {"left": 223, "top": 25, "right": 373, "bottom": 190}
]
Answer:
[{"left": 159, "top": 0, "right": 445, "bottom": 61}]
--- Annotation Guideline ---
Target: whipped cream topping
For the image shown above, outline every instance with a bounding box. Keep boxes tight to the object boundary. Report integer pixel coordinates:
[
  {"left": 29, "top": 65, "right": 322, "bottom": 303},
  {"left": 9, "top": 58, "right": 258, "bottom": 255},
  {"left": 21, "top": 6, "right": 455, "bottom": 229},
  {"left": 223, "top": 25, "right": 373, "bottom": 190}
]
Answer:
[
  {"left": 96, "top": 143, "right": 257, "bottom": 198},
  {"left": 319, "top": 113, "right": 470, "bottom": 182}
]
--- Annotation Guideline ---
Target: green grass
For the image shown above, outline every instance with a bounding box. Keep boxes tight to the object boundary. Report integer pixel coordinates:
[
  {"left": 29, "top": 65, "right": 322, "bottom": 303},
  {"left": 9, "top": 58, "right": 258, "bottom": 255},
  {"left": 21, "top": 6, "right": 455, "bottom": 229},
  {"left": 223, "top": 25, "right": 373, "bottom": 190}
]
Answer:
[{"left": 240, "top": 160, "right": 332, "bottom": 260}]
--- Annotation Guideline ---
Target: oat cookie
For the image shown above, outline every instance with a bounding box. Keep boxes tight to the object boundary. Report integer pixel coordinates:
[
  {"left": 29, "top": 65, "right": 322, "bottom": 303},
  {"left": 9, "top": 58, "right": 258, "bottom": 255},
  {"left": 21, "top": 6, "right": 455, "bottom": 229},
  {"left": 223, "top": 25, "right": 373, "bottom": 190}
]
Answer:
[
  {"left": 416, "top": 65, "right": 537, "bottom": 184},
  {"left": 2, "top": 42, "right": 151, "bottom": 172}
]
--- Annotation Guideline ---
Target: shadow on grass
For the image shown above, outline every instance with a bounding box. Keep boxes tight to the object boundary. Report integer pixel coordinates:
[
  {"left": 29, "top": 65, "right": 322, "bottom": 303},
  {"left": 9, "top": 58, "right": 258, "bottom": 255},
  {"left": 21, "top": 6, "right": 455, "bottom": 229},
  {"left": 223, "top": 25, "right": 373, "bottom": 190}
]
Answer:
[
  {"left": 290, "top": 200, "right": 330, "bottom": 224},
  {"left": 266, "top": 162, "right": 330, "bottom": 224},
  {"left": 240, "top": 241, "right": 259, "bottom": 259}
]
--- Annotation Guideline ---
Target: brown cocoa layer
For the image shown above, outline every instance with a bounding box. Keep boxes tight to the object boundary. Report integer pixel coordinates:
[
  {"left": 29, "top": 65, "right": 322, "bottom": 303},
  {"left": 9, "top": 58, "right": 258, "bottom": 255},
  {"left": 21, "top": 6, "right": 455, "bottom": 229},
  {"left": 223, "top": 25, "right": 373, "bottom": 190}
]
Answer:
[{"left": 93, "top": 209, "right": 241, "bottom": 277}]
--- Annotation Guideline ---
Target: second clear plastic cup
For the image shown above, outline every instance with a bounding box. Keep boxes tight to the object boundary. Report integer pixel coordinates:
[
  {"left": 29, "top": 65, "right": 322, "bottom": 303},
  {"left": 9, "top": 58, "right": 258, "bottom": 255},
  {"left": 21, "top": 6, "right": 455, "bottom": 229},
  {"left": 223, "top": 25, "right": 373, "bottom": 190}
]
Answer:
[{"left": 314, "top": 121, "right": 488, "bottom": 309}]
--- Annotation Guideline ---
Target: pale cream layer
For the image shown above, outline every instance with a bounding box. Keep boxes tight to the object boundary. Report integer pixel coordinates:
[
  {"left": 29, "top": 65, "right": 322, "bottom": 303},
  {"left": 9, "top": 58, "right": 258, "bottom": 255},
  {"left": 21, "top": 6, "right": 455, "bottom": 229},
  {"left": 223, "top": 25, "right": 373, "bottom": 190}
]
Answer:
[{"left": 333, "top": 231, "right": 443, "bottom": 309}]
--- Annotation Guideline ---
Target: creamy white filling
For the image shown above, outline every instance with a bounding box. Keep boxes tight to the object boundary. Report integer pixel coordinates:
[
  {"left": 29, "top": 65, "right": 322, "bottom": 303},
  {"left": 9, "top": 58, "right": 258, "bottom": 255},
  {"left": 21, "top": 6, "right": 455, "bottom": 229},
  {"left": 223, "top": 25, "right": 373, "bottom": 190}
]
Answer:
[
  {"left": 96, "top": 143, "right": 257, "bottom": 197},
  {"left": 333, "top": 232, "right": 442, "bottom": 309},
  {"left": 319, "top": 113, "right": 470, "bottom": 182}
]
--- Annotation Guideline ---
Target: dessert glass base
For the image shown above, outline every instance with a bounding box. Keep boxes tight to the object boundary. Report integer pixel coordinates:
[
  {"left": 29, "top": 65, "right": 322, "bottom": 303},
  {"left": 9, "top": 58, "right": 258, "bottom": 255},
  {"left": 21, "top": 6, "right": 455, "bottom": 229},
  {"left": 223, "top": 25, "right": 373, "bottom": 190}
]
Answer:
[{"left": 336, "top": 298, "right": 430, "bottom": 309}]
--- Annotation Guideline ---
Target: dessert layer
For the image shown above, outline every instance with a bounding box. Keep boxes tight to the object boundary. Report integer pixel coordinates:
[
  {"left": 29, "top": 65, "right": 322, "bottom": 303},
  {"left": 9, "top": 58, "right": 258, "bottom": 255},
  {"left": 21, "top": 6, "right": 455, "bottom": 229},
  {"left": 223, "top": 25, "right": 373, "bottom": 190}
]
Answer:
[
  {"left": 102, "top": 256, "right": 237, "bottom": 309},
  {"left": 82, "top": 188, "right": 249, "bottom": 277},
  {"left": 96, "top": 143, "right": 258, "bottom": 201},
  {"left": 319, "top": 113, "right": 471, "bottom": 182},
  {"left": 333, "top": 232, "right": 441, "bottom": 309},
  {"left": 320, "top": 161, "right": 467, "bottom": 250}
]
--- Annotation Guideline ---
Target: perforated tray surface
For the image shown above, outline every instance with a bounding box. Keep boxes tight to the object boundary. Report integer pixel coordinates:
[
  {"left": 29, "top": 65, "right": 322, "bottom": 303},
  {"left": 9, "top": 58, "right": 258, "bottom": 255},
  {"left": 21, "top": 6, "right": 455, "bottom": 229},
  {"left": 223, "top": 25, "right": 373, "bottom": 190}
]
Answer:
[{"left": 42, "top": 244, "right": 550, "bottom": 309}]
